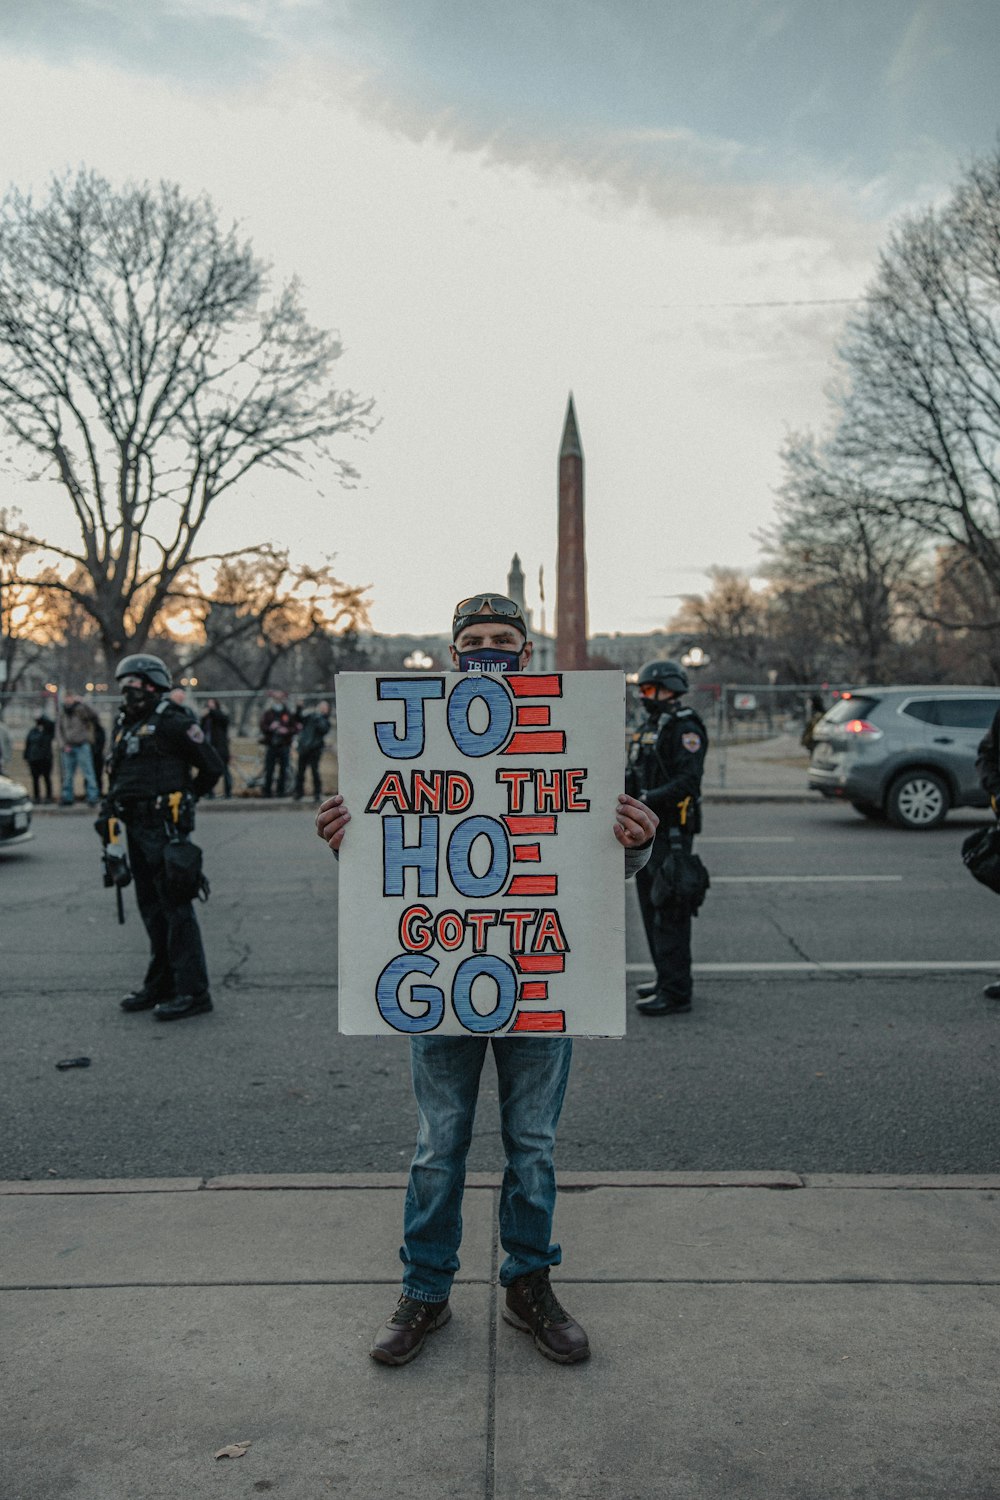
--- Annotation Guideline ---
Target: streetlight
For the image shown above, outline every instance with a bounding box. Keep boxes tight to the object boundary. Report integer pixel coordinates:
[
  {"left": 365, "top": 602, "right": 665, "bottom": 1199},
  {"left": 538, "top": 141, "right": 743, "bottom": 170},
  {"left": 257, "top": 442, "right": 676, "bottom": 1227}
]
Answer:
[
  {"left": 681, "top": 646, "right": 710, "bottom": 671},
  {"left": 403, "top": 651, "right": 435, "bottom": 670}
]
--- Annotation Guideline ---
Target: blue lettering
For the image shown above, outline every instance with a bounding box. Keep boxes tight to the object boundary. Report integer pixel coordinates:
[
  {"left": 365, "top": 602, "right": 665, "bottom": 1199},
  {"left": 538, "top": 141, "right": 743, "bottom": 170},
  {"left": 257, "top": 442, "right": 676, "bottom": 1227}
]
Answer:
[
  {"left": 376, "top": 954, "right": 444, "bottom": 1033},
  {"left": 447, "top": 815, "right": 510, "bottom": 898},
  {"left": 375, "top": 678, "right": 445, "bottom": 759},
  {"left": 446, "top": 677, "right": 513, "bottom": 758},
  {"left": 451, "top": 955, "right": 518, "bottom": 1033},
  {"left": 383, "top": 815, "right": 439, "bottom": 897}
]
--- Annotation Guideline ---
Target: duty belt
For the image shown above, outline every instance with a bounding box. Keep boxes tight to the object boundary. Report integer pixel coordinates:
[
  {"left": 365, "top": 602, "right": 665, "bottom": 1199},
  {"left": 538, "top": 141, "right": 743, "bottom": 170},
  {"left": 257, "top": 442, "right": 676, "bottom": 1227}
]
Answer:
[{"left": 112, "top": 793, "right": 187, "bottom": 821}]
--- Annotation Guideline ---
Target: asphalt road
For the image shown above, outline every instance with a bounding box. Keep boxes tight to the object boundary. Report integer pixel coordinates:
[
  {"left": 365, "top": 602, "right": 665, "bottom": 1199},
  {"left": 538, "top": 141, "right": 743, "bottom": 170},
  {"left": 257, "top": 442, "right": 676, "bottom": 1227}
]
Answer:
[{"left": 3, "top": 800, "right": 999, "bottom": 1180}]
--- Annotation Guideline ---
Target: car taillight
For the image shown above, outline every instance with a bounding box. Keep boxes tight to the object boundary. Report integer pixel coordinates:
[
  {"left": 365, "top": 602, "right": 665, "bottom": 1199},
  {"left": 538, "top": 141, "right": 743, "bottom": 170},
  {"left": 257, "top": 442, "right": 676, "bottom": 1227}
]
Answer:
[{"left": 841, "top": 719, "right": 882, "bottom": 737}]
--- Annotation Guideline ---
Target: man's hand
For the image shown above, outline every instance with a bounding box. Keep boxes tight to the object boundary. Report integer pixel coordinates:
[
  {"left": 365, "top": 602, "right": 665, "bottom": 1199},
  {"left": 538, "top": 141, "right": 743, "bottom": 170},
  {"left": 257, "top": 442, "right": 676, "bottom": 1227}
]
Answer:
[
  {"left": 614, "top": 792, "right": 657, "bottom": 849},
  {"left": 316, "top": 792, "right": 351, "bottom": 852}
]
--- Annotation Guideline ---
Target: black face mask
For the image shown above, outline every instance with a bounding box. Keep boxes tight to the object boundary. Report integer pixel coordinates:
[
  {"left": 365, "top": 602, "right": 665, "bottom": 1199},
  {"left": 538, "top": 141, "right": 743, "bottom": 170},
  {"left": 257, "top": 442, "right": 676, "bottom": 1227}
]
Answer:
[
  {"left": 121, "top": 685, "right": 154, "bottom": 721},
  {"left": 642, "top": 695, "right": 678, "bottom": 721},
  {"left": 457, "top": 647, "right": 523, "bottom": 674}
]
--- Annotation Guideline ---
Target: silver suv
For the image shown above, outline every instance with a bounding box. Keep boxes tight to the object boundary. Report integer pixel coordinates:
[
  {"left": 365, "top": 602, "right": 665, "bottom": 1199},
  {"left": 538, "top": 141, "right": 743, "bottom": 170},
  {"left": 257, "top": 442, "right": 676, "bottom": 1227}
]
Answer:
[{"left": 808, "top": 686, "right": 1000, "bottom": 829}]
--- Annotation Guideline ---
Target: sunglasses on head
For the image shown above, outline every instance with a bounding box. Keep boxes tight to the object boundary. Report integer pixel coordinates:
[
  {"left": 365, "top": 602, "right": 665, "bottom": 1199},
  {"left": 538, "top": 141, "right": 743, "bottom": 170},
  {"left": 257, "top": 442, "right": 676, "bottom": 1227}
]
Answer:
[{"left": 452, "top": 595, "right": 525, "bottom": 634}]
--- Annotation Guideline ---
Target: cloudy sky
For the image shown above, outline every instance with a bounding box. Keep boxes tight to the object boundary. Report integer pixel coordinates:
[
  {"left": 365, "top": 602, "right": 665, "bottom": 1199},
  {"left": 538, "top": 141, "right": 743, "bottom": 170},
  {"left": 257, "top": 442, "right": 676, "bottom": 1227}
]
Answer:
[{"left": 1, "top": 1, "right": 998, "bottom": 636}]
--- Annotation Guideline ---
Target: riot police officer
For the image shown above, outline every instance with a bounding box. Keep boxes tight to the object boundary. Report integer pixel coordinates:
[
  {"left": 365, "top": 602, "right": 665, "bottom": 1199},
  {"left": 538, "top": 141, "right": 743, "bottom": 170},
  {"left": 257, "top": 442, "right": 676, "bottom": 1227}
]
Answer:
[
  {"left": 103, "top": 654, "right": 223, "bottom": 1021},
  {"left": 627, "top": 659, "right": 708, "bottom": 1015}
]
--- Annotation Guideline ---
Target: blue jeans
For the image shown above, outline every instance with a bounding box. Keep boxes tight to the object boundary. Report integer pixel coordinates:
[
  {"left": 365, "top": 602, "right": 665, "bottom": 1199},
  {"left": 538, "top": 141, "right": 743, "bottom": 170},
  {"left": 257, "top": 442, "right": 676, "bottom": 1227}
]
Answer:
[
  {"left": 400, "top": 1035, "right": 573, "bottom": 1303},
  {"left": 60, "top": 743, "right": 98, "bottom": 805}
]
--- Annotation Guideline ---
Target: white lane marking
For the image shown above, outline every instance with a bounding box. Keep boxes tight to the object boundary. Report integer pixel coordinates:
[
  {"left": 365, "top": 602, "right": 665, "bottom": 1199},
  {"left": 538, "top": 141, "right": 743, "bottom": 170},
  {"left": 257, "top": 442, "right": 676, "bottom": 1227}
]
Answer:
[
  {"left": 710, "top": 874, "right": 903, "bottom": 883},
  {"left": 626, "top": 961, "right": 1000, "bottom": 974},
  {"left": 698, "top": 837, "right": 795, "bottom": 844}
]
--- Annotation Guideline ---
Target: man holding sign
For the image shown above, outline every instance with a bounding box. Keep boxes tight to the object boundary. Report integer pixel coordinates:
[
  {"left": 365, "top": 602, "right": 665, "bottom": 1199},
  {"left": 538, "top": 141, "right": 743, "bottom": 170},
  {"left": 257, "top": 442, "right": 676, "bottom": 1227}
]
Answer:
[{"left": 317, "top": 593, "right": 656, "bottom": 1366}]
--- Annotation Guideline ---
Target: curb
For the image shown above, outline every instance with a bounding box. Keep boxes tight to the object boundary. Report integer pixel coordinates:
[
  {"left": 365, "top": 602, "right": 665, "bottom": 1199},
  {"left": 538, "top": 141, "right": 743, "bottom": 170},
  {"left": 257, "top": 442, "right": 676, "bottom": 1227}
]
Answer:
[
  {"left": 3, "top": 1171, "right": 1000, "bottom": 1195},
  {"left": 29, "top": 798, "right": 314, "bottom": 816}
]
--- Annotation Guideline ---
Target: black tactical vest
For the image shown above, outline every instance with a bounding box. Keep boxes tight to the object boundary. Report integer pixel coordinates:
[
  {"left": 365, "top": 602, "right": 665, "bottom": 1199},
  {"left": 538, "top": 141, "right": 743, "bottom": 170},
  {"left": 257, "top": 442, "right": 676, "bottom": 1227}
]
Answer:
[{"left": 109, "top": 702, "right": 192, "bottom": 800}]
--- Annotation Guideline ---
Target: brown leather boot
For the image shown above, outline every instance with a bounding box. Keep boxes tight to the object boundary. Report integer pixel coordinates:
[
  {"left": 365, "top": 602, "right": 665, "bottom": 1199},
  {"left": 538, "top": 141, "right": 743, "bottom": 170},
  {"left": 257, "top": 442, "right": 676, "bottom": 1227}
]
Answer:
[
  {"left": 502, "top": 1269, "right": 590, "bottom": 1363},
  {"left": 370, "top": 1294, "right": 451, "bottom": 1366}
]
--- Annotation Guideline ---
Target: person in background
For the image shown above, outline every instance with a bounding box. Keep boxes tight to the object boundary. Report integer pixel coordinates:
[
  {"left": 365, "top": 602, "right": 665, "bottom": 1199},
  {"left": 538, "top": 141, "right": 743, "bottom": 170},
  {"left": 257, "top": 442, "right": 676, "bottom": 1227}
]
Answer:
[
  {"left": 294, "top": 700, "right": 331, "bottom": 801},
  {"left": 24, "top": 712, "right": 56, "bottom": 802},
  {"left": 200, "top": 697, "right": 233, "bottom": 798},
  {"left": 627, "top": 659, "right": 709, "bottom": 1016},
  {"left": 57, "top": 691, "right": 100, "bottom": 807},
  {"left": 168, "top": 686, "right": 194, "bottom": 715},
  {"left": 801, "top": 693, "right": 826, "bottom": 754},
  {"left": 259, "top": 689, "right": 301, "bottom": 798},
  {"left": 105, "top": 654, "right": 222, "bottom": 1021},
  {"left": 91, "top": 709, "right": 107, "bottom": 798}
]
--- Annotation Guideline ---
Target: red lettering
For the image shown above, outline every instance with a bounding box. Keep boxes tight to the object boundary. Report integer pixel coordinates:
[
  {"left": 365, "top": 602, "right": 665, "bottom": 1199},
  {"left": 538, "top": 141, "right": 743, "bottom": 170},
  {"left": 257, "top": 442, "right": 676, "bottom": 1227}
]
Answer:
[
  {"left": 565, "top": 769, "right": 590, "bottom": 811},
  {"left": 497, "top": 768, "right": 532, "bottom": 812},
  {"left": 515, "top": 704, "right": 550, "bottom": 726},
  {"left": 514, "top": 953, "right": 566, "bottom": 973},
  {"left": 399, "top": 903, "right": 433, "bottom": 952},
  {"left": 508, "top": 675, "right": 562, "bottom": 697},
  {"left": 531, "top": 910, "right": 569, "bottom": 953},
  {"left": 411, "top": 771, "right": 443, "bottom": 813},
  {"left": 503, "top": 815, "right": 556, "bottom": 836},
  {"left": 366, "top": 771, "right": 410, "bottom": 814},
  {"left": 436, "top": 911, "right": 465, "bottom": 951},
  {"left": 503, "top": 730, "right": 566, "bottom": 755},
  {"left": 511, "top": 1011, "right": 566, "bottom": 1033},
  {"left": 534, "top": 770, "right": 563, "bottom": 811},
  {"left": 508, "top": 874, "right": 558, "bottom": 896},
  {"left": 445, "top": 774, "right": 473, "bottom": 813},
  {"left": 500, "top": 909, "right": 535, "bottom": 953},
  {"left": 465, "top": 910, "right": 499, "bottom": 951}
]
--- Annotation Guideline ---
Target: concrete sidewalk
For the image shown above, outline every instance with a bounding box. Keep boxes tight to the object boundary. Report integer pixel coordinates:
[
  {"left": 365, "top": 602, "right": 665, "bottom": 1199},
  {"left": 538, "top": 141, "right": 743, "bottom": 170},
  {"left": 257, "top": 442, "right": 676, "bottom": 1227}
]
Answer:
[{"left": 4, "top": 1173, "right": 999, "bottom": 1499}]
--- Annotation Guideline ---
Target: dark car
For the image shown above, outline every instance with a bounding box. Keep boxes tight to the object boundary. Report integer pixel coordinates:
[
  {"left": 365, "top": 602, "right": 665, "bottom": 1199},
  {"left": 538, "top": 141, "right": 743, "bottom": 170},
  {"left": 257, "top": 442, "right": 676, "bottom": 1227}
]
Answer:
[
  {"left": 0, "top": 773, "right": 33, "bottom": 848},
  {"left": 808, "top": 686, "right": 1000, "bottom": 829}
]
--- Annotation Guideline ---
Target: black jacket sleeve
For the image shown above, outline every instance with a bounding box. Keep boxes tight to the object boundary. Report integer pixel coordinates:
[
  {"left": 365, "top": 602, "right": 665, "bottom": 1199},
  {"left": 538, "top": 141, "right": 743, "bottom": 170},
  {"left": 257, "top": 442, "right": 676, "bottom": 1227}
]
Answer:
[
  {"left": 975, "top": 708, "right": 1000, "bottom": 797},
  {"left": 641, "top": 713, "right": 708, "bottom": 819},
  {"left": 161, "top": 710, "right": 225, "bottom": 798}
]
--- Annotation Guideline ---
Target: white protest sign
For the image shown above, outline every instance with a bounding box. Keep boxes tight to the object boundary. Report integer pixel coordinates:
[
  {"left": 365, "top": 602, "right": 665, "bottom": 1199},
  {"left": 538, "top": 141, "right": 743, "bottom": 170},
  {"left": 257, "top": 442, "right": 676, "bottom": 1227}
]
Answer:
[{"left": 336, "top": 670, "right": 626, "bottom": 1037}]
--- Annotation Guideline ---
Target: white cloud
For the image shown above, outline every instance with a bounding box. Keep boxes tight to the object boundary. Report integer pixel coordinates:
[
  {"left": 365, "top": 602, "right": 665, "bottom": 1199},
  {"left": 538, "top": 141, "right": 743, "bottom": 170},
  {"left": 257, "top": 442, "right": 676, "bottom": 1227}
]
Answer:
[{"left": 0, "top": 30, "right": 923, "bottom": 637}]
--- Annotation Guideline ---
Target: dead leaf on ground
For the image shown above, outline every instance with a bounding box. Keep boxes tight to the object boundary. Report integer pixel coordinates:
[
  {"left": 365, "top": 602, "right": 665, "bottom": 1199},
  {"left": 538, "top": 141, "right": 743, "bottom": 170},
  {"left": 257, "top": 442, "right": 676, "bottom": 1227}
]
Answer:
[{"left": 214, "top": 1441, "right": 252, "bottom": 1460}]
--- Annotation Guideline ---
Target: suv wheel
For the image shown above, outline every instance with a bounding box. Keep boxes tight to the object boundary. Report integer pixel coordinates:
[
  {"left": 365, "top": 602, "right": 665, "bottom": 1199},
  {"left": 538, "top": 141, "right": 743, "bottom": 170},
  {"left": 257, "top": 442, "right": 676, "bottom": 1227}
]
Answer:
[{"left": 887, "top": 770, "right": 949, "bottom": 829}]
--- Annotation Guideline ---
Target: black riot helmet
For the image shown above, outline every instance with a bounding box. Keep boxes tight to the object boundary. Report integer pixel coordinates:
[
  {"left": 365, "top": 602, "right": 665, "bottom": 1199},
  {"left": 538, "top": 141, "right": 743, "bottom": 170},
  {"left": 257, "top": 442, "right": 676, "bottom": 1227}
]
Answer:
[
  {"left": 637, "top": 659, "right": 689, "bottom": 695},
  {"left": 114, "top": 654, "right": 172, "bottom": 692}
]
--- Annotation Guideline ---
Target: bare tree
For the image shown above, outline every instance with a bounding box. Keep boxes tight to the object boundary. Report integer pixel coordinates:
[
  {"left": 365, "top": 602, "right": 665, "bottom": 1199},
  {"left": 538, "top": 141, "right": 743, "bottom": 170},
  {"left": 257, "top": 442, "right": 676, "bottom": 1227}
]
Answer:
[
  {"left": 0, "top": 170, "right": 374, "bottom": 670},
  {"left": 671, "top": 567, "right": 772, "bottom": 678},
  {"left": 181, "top": 547, "right": 370, "bottom": 712},
  {"left": 831, "top": 146, "right": 1000, "bottom": 595},
  {"left": 762, "top": 435, "right": 926, "bottom": 681},
  {"left": 0, "top": 508, "right": 71, "bottom": 696}
]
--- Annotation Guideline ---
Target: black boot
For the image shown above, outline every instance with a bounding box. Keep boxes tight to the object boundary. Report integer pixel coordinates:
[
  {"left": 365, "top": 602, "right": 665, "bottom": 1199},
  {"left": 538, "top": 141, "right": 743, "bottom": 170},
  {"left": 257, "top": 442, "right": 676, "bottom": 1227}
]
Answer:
[
  {"left": 120, "top": 987, "right": 170, "bottom": 1013},
  {"left": 152, "top": 993, "right": 213, "bottom": 1022},
  {"left": 636, "top": 991, "right": 692, "bottom": 1015}
]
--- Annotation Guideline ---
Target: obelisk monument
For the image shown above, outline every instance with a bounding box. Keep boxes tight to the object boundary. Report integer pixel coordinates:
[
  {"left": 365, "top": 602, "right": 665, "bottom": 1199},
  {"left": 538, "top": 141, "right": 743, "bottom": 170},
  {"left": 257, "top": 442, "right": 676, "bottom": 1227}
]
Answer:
[{"left": 556, "top": 393, "right": 588, "bottom": 670}]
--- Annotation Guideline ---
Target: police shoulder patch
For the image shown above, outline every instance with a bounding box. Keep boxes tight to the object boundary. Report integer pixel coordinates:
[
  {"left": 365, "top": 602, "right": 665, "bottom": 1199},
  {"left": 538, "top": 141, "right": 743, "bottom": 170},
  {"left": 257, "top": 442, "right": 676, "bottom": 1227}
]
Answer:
[
  {"left": 186, "top": 724, "right": 206, "bottom": 744},
  {"left": 681, "top": 731, "right": 702, "bottom": 753}
]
